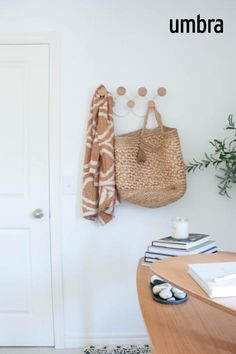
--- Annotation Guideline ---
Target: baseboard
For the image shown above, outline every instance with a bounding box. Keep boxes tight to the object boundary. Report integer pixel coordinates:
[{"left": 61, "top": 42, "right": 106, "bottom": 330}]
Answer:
[{"left": 64, "top": 332, "right": 150, "bottom": 348}]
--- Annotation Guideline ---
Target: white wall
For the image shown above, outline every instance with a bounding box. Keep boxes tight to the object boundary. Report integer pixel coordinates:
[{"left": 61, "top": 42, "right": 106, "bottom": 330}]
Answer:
[{"left": 0, "top": 0, "right": 236, "bottom": 348}]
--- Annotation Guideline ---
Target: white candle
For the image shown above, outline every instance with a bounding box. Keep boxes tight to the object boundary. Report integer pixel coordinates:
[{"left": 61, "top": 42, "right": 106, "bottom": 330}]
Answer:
[{"left": 171, "top": 217, "right": 189, "bottom": 239}]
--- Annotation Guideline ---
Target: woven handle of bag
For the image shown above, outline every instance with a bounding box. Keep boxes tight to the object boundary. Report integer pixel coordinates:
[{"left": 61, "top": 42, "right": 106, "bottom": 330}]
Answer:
[
  {"left": 141, "top": 105, "right": 164, "bottom": 137},
  {"left": 137, "top": 105, "right": 164, "bottom": 162}
]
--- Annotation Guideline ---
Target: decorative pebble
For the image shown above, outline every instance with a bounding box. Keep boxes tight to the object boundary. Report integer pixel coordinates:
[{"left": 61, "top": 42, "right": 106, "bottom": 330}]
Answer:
[
  {"left": 167, "top": 297, "right": 176, "bottom": 302},
  {"left": 152, "top": 285, "right": 162, "bottom": 295},
  {"left": 171, "top": 286, "right": 182, "bottom": 293},
  {"left": 160, "top": 283, "right": 172, "bottom": 290},
  {"left": 159, "top": 289, "right": 173, "bottom": 300},
  {"left": 150, "top": 275, "right": 160, "bottom": 284},
  {"left": 173, "top": 290, "right": 186, "bottom": 299},
  {"left": 152, "top": 283, "right": 172, "bottom": 295}
]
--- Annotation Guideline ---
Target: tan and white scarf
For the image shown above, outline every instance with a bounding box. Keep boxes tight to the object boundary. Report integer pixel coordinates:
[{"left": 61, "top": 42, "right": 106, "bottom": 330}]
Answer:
[{"left": 82, "top": 85, "right": 117, "bottom": 224}]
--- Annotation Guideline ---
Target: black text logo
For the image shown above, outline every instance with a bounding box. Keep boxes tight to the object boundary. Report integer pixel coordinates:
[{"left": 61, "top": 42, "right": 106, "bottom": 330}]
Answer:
[{"left": 170, "top": 14, "right": 223, "bottom": 33}]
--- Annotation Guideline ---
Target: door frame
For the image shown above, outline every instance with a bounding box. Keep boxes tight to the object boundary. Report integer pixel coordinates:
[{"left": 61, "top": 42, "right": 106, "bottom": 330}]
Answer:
[{"left": 0, "top": 33, "right": 64, "bottom": 348}]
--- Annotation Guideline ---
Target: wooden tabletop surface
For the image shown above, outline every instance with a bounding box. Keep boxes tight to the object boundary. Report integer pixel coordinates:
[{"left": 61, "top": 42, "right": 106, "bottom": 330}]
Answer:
[
  {"left": 137, "top": 258, "right": 236, "bottom": 354},
  {"left": 150, "top": 252, "right": 236, "bottom": 316}
]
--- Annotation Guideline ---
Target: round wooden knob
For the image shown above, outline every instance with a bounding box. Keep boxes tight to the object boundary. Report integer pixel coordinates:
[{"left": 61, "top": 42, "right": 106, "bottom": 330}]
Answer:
[
  {"left": 148, "top": 100, "right": 155, "bottom": 108},
  {"left": 127, "top": 100, "right": 135, "bottom": 108},
  {"left": 138, "top": 87, "right": 147, "bottom": 96},
  {"left": 117, "top": 86, "right": 126, "bottom": 96},
  {"left": 97, "top": 85, "right": 107, "bottom": 96},
  {"left": 157, "top": 87, "right": 167, "bottom": 96}
]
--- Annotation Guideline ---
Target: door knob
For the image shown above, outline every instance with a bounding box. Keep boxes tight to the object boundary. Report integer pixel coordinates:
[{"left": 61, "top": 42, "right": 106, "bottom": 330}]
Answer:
[{"left": 32, "top": 208, "right": 44, "bottom": 219}]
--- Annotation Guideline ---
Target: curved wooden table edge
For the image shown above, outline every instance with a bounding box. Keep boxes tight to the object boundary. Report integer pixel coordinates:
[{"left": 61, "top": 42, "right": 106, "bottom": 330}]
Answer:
[
  {"left": 150, "top": 252, "right": 236, "bottom": 317},
  {"left": 136, "top": 259, "right": 155, "bottom": 353}
]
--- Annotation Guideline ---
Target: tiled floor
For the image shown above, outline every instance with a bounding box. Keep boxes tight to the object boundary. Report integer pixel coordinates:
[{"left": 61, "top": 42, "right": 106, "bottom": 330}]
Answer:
[{"left": 0, "top": 349, "right": 84, "bottom": 354}]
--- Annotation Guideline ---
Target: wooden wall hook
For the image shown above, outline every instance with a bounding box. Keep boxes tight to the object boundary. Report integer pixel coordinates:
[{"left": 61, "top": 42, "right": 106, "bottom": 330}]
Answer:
[
  {"left": 117, "top": 86, "right": 126, "bottom": 96},
  {"left": 157, "top": 87, "right": 167, "bottom": 96},
  {"left": 127, "top": 100, "right": 135, "bottom": 108},
  {"left": 138, "top": 87, "right": 148, "bottom": 96}
]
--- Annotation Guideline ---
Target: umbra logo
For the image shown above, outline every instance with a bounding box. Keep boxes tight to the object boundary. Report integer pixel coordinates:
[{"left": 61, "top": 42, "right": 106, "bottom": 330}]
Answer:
[{"left": 170, "top": 14, "right": 223, "bottom": 33}]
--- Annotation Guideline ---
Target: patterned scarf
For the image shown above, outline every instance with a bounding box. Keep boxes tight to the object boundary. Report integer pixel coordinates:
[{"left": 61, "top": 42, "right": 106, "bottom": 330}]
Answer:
[{"left": 82, "top": 85, "right": 117, "bottom": 224}]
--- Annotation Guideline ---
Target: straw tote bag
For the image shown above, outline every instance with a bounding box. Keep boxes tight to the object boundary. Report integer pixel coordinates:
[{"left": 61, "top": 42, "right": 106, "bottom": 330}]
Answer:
[{"left": 114, "top": 103, "right": 186, "bottom": 207}]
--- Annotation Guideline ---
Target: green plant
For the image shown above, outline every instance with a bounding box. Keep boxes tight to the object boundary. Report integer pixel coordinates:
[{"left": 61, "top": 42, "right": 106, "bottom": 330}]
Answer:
[{"left": 186, "top": 115, "right": 236, "bottom": 197}]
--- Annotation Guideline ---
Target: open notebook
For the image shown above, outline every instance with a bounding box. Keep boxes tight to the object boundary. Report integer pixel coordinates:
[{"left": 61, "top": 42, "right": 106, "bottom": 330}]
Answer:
[{"left": 188, "top": 262, "right": 236, "bottom": 298}]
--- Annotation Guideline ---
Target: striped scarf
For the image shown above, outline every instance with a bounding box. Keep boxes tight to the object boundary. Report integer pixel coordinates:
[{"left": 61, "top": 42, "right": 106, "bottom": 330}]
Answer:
[{"left": 82, "top": 85, "right": 117, "bottom": 224}]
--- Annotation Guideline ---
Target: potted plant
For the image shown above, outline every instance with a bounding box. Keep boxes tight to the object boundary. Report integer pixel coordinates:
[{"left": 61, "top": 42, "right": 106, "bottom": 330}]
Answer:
[{"left": 186, "top": 115, "right": 236, "bottom": 197}]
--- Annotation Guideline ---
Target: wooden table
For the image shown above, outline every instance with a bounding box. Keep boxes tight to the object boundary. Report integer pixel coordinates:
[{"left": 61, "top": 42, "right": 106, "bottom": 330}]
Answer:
[{"left": 137, "top": 253, "right": 236, "bottom": 354}]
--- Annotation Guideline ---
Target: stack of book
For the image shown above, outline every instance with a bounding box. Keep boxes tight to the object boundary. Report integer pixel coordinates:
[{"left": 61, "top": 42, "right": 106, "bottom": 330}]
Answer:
[{"left": 144, "top": 233, "right": 218, "bottom": 264}]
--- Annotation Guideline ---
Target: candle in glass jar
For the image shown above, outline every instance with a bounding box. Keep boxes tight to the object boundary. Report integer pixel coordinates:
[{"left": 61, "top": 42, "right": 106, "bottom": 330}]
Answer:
[{"left": 171, "top": 217, "right": 189, "bottom": 239}]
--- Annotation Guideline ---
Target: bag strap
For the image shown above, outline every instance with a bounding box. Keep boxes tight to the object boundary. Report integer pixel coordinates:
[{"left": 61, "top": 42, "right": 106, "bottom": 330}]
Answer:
[
  {"left": 140, "top": 102, "right": 164, "bottom": 138},
  {"left": 137, "top": 102, "right": 164, "bottom": 163}
]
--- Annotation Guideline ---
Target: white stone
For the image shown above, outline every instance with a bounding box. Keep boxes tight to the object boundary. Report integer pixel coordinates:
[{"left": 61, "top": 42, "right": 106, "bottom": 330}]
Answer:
[
  {"left": 171, "top": 286, "right": 182, "bottom": 293},
  {"left": 159, "top": 289, "right": 173, "bottom": 300},
  {"left": 160, "top": 283, "right": 172, "bottom": 290},
  {"left": 167, "top": 297, "right": 176, "bottom": 302},
  {"left": 152, "top": 283, "right": 171, "bottom": 295},
  {"left": 173, "top": 290, "right": 186, "bottom": 299},
  {"left": 152, "top": 285, "right": 162, "bottom": 295}
]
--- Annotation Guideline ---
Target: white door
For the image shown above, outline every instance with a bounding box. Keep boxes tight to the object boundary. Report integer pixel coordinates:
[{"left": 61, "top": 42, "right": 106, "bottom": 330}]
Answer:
[{"left": 0, "top": 44, "right": 54, "bottom": 346}]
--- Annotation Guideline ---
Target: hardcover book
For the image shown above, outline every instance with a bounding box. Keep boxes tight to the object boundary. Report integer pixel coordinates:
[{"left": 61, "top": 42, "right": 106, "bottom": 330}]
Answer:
[
  {"left": 145, "top": 247, "right": 218, "bottom": 262},
  {"left": 152, "top": 233, "right": 210, "bottom": 250},
  {"left": 148, "top": 241, "right": 217, "bottom": 256},
  {"left": 188, "top": 262, "right": 236, "bottom": 298}
]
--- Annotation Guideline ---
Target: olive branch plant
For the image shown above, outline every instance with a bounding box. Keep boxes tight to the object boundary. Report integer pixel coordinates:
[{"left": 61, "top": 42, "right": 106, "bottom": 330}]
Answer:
[{"left": 186, "top": 115, "right": 236, "bottom": 197}]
